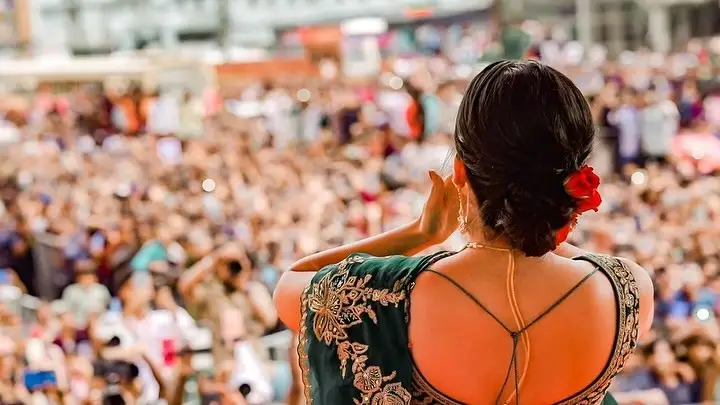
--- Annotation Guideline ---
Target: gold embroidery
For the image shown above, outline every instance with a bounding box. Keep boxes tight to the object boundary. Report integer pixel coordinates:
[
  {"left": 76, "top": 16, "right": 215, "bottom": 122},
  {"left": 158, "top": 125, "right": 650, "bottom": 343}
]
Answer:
[
  {"left": 303, "top": 255, "right": 412, "bottom": 405},
  {"left": 373, "top": 383, "right": 413, "bottom": 405},
  {"left": 410, "top": 366, "right": 461, "bottom": 405},
  {"left": 298, "top": 283, "right": 313, "bottom": 405}
]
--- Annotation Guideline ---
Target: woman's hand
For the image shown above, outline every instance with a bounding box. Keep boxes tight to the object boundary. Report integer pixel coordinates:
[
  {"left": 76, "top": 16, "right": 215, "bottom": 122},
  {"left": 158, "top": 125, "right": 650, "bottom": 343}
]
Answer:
[{"left": 418, "top": 171, "right": 460, "bottom": 244}]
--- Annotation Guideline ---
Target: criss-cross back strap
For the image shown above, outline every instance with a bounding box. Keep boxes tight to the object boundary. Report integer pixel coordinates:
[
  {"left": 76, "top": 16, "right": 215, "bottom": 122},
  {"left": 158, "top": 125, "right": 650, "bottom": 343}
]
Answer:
[{"left": 423, "top": 267, "right": 598, "bottom": 404}]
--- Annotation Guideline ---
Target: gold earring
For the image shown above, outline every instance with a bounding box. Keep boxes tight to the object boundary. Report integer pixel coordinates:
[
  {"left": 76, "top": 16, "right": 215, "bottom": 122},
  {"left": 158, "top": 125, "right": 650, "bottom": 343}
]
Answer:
[{"left": 457, "top": 188, "right": 468, "bottom": 235}]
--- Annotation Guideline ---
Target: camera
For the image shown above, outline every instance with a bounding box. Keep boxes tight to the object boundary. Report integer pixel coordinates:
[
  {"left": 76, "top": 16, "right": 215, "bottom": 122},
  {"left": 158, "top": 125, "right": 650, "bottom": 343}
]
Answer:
[
  {"left": 93, "top": 336, "right": 140, "bottom": 405},
  {"left": 227, "top": 259, "right": 244, "bottom": 277},
  {"left": 239, "top": 383, "right": 252, "bottom": 398},
  {"left": 93, "top": 359, "right": 139, "bottom": 384}
]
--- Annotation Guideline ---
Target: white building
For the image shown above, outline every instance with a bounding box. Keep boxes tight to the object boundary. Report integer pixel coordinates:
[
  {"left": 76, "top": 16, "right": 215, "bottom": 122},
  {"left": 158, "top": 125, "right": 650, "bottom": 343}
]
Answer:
[
  {"left": 29, "top": 0, "right": 489, "bottom": 54},
  {"left": 518, "top": 0, "right": 719, "bottom": 53}
]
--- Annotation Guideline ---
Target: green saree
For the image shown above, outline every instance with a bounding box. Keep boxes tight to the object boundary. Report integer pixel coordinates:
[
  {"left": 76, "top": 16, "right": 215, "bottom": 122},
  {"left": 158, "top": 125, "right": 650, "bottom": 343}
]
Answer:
[{"left": 297, "top": 252, "right": 639, "bottom": 405}]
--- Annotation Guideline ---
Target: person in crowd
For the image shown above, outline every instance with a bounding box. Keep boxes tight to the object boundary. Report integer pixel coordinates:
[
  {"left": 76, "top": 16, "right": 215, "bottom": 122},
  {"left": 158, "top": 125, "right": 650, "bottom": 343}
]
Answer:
[
  {"left": 335, "top": 90, "right": 363, "bottom": 146},
  {"left": 94, "top": 269, "right": 170, "bottom": 403},
  {"left": 405, "top": 82, "right": 426, "bottom": 142},
  {"left": 29, "top": 301, "right": 58, "bottom": 341},
  {"left": 612, "top": 350, "right": 672, "bottom": 404},
  {"left": 60, "top": 259, "right": 111, "bottom": 328},
  {"left": 178, "top": 244, "right": 277, "bottom": 363},
  {"left": 52, "top": 311, "right": 90, "bottom": 356},
  {"left": 436, "top": 80, "right": 460, "bottom": 135},
  {"left": 640, "top": 85, "right": 679, "bottom": 165},
  {"left": 609, "top": 87, "right": 642, "bottom": 173},
  {"left": 704, "top": 85, "right": 720, "bottom": 134},
  {"left": 645, "top": 338, "right": 700, "bottom": 404},
  {"left": 678, "top": 78, "right": 704, "bottom": 129},
  {"left": 681, "top": 333, "right": 720, "bottom": 402}
]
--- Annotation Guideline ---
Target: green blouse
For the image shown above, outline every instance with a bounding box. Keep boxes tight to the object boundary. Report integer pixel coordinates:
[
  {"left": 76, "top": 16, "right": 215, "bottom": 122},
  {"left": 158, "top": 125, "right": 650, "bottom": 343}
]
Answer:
[{"left": 297, "top": 251, "right": 639, "bottom": 405}]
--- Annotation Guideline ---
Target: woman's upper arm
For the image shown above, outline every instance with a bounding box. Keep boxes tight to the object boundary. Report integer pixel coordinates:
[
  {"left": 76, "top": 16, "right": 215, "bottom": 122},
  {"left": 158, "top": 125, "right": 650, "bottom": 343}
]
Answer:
[
  {"left": 273, "top": 271, "right": 317, "bottom": 333},
  {"left": 618, "top": 258, "right": 655, "bottom": 340}
]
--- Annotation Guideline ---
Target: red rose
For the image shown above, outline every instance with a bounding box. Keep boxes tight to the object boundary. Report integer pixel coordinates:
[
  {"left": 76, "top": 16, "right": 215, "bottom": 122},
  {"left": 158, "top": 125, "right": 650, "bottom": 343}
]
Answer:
[
  {"left": 555, "top": 166, "right": 602, "bottom": 247},
  {"left": 575, "top": 189, "right": 602, "bottom": 213},
  {"left": 564, "top": 165, "right": 602, "bottom": 213},
  {"left": 563, "top": 165, "right": 600, "bottom": 199}
]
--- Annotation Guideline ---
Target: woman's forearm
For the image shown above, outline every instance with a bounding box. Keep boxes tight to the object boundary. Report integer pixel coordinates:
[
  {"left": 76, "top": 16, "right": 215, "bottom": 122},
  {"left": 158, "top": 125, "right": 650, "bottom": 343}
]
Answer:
[{"left": 290, "top": 219, "right": 433, "bottom": 272}]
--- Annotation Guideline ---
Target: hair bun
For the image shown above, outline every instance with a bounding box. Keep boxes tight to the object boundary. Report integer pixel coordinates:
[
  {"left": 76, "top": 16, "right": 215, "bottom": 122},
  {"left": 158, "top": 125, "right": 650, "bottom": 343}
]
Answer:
[{"left": 487, "top": 181, "right": 576, "bottom": 257}]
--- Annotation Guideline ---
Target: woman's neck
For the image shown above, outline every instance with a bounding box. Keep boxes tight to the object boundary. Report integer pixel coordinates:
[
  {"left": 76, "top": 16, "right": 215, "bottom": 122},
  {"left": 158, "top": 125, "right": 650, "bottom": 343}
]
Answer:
[{"left": 464, "top": 230, "right": 514, "bottom": 251}]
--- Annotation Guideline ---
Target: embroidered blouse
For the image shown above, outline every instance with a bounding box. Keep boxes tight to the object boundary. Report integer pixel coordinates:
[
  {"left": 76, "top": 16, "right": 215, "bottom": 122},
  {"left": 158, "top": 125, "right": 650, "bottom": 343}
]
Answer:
[{"left": 297, "top": 251, "right": 639, "bottom": 405}]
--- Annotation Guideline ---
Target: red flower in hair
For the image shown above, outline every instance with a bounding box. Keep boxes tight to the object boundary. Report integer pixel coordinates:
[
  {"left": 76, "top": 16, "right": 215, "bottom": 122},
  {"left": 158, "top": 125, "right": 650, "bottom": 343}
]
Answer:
[
  {"left": 564, "top": 165, "right": 602, "bottom": 213},
  {"left": 555, "top": 165, "right": 602, "bottom": 246}
]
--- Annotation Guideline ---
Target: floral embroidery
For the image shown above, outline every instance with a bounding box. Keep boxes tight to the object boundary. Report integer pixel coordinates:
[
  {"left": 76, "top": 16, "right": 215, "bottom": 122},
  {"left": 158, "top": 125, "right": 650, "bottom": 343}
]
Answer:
[
  {"left": 303, "top": 254, "right": 412, "bottom": 405},
  {"left": 373, "top": 383, "right": 413, "bottom": 405}
]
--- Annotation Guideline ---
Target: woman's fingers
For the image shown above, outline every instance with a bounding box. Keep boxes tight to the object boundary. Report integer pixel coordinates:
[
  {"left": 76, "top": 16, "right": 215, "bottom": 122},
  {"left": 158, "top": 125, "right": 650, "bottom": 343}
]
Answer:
[
  {"left": 429, "top": 170, "right": 443, "bottom": 186},
  {"left": 440, "top": 175, "right": 455, "bottom": 203},
  {"left": 428, "top": 170, "right": 443, "bottom": 201}
]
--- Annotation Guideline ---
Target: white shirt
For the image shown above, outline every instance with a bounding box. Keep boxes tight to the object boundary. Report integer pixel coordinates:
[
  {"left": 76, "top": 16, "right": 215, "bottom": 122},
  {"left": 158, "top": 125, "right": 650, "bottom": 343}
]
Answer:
[
  {"left": 97, "top": 308, "right": 200, "bottom": 403},
  {"left": 641, "top": 100, "right": 679, "bottom": 157}
]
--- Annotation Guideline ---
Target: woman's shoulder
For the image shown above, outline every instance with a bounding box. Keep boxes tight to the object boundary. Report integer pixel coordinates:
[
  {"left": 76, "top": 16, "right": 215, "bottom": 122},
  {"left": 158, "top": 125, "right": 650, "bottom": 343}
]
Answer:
[
  {"left": 298, "top": 253, "right": 448, "bottom": 404},
  {"left": 310, "top": 251, "right": 452, "bottom": 290},
  {"left": 573, "top": 252, "right": 654, "bottom": 340},
  {"left": 616, "top": 256, "right": 654, "bottom": 338}
]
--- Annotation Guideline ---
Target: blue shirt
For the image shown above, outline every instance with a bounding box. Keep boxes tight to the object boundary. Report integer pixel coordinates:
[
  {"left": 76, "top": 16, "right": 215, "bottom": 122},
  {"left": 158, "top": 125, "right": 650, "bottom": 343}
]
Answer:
[
  {"left": 130, "top": 241, "right": 168, "bottom": 273},
  {"left": 666, "top": 289, "right": 717, "bottom": 319}
]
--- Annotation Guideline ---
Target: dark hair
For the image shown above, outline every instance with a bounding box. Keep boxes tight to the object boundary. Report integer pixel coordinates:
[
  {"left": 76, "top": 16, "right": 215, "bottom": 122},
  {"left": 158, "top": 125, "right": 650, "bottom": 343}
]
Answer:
[{"left": 454, "top": 60, "right": 595, "bottom": 256}]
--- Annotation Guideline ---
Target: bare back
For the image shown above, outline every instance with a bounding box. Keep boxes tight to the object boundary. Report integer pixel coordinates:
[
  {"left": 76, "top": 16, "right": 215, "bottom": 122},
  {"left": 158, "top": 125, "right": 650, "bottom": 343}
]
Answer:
[{"left": 409, "top": 250, "right": 631, "bottom": 404}]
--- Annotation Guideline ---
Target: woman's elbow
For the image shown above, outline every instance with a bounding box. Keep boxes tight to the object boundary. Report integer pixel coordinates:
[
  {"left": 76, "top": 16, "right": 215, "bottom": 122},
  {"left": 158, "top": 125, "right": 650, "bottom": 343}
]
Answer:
[
  {"left": 273, "top": 273, "right": 299, "bottom": 332},
  {"left": 273, "top": 271, "right": 314, "bottom": 333}
]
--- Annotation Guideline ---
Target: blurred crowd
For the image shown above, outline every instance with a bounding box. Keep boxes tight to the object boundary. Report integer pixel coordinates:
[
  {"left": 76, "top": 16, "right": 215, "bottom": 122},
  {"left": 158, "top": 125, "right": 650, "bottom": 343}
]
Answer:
[{"left": 0, "top": 31, "right": 720, "bottom": 405}]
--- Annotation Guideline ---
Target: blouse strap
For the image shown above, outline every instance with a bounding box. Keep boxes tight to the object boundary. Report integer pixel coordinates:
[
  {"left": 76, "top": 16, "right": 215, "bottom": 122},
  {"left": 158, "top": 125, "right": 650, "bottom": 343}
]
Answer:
[{"left": 555, "top": 253, "right": 640, "bottom": 404}]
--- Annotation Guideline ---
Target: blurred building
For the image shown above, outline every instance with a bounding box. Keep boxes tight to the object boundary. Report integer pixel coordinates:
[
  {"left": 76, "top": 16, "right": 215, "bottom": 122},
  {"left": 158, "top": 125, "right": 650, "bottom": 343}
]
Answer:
[
  {"left": 0, "top": 0, "right": 31, "bottom": 55},
  {"left": 515, "top": 0, "right": 719, "bottom": 54},
  {"left": 29, "top": 0, "right": 491, "bottom": 55}
]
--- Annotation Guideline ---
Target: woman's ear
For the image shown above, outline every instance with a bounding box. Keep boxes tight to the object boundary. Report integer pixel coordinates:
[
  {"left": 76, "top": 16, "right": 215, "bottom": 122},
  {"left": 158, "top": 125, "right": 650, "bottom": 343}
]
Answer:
[{"left": 453, "top": 157, "right": 467, "bottom": 190}]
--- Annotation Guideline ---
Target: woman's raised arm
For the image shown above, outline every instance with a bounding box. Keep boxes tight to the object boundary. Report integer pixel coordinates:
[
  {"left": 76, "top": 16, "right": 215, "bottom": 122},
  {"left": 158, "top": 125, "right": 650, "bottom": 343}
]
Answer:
[{"left": 274, "top": 171, "right": 458, "bottom": 331}]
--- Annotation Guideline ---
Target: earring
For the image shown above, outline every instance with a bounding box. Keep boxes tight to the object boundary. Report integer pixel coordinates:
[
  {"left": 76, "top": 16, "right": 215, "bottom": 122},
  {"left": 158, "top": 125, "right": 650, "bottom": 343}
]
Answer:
[{"left": 457, "top": 188, "right": 468, "bottom": 235}]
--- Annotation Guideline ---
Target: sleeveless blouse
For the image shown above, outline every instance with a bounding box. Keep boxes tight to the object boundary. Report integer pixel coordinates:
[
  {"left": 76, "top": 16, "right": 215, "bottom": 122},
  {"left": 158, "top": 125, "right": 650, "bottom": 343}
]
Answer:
[{"left": 297, "top": 251, "right": 640, "bottom": 405}]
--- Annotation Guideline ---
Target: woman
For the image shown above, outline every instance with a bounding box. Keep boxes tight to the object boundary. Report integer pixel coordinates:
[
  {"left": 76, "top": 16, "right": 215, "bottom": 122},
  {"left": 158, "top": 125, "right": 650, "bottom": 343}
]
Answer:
[{"left": 275, "top": 61, "right": 654, "bottom": 404}]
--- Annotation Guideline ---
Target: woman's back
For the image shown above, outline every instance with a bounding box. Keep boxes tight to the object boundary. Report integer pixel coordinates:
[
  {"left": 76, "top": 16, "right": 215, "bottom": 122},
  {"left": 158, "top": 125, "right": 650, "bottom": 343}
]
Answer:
[
  {"left": 275, "top": 61, "right": 654, "bottom": 405},
  {"left": 410, "top": 251, "right": 629, "bottom": 404},
  {"left": 290, "top": 249, "right": 647, "bottom": 405}
]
